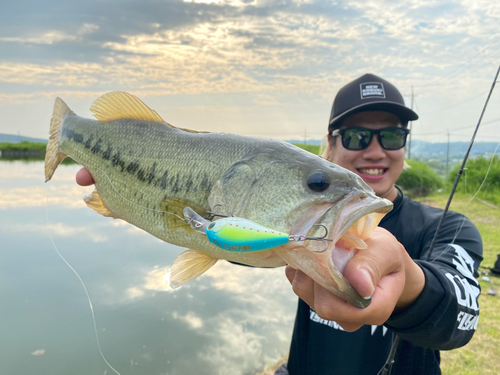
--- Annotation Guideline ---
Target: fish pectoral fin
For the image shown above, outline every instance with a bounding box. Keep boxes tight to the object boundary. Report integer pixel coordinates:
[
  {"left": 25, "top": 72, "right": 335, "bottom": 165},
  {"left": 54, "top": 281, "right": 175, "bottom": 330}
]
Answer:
[
  {"left": 169, "top": 249, "right": 218, "bottom": 288},
  {"left": 84, "top": 189, "right": 120, "bottom": 219},
  {"left": 161, "top": 197, "right": 209, "bottom": 231}
]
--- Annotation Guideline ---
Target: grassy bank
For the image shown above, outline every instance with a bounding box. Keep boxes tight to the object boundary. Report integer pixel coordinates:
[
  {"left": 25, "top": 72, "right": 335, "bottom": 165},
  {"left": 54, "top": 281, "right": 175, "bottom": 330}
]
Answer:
[
  {"left": 0, "top": 141, "right": 78, "bottom": 164},
  {"left": 424, "top": 193, "right": 500, "bottom": 375},
  {"left": 0, "top": 141, "right": 46, "bottom": 159},
  {"left": 292, "top": 143, "right": 320, "bottom": 155}
]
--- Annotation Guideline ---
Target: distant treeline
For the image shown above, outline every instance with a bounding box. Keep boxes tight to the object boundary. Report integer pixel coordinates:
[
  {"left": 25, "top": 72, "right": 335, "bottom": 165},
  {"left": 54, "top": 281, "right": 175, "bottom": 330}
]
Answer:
[
  {"left": 0, "top": 141, "right": 76, "bottom": 164},
  {"left": 0, "top": 141, "right": 46, "bottom": 159}
]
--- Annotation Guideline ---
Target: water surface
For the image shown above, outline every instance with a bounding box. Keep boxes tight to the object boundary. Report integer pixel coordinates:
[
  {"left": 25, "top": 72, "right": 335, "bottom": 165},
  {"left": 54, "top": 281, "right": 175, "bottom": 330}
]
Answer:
[{"left": 0, "top": 161, "right": 296, "bottom": 375}]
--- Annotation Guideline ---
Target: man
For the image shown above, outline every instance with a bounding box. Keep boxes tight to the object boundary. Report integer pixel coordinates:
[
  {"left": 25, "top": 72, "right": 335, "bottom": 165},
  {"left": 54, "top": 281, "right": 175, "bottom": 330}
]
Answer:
[
  {"left": 283, "top": 74, "right": 483, "bottom": 374},
  {"left": 75, "top": 74, "right": 483, "bottom": 374}
]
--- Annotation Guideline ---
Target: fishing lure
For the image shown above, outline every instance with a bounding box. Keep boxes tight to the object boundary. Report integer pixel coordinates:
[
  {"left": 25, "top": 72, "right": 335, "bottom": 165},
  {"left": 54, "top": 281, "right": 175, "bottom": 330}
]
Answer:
[
  {"left": 183, "top": 207, "right": 331, "bottom": 253},
  {"left": 205, "top": 218, "right": 290, "bottom": 252}
]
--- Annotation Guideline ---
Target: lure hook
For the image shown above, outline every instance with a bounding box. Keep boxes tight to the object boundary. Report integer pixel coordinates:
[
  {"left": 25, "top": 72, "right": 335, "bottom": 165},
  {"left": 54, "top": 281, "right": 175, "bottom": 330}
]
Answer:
[
  {"left": 289, "top": 224, "right": 333, "bottom": 253},
  {"left": 207, "top": 204, "right": 232, "bottom": 218}
]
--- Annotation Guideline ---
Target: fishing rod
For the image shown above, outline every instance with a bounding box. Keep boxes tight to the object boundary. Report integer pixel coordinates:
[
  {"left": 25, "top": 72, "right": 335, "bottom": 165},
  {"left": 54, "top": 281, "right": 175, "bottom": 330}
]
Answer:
[
  {"left": 379, "top": 64, "right": 500, "bottom": 375},
  {"left": 426, "top": 64, "right": 500, "bottom": 260}
]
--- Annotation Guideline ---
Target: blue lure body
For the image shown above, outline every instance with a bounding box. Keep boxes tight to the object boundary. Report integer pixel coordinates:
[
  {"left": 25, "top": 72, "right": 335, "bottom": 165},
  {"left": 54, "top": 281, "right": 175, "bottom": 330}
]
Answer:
[
  {"left": 182, "top": 207, "right": 291, "bottom": 253},
  {"left": 205, "top": 217, "right": 290, "bottom": 252}
]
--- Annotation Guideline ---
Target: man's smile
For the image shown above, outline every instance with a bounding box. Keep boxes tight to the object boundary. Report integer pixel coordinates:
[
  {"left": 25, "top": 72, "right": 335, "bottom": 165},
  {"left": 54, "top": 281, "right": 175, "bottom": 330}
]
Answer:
[{"left": 357, "top": 168, "right": 387, "bottom": 176}]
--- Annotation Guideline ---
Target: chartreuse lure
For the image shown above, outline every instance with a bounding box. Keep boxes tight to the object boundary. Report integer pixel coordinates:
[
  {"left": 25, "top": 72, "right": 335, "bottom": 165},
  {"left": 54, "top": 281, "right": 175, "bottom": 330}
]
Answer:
[
  {"left": 205, "top": 218, "right": 290, "bottom": 252},
  {"left": 183, "top": 207, "right": 329, "bottom": 253}
]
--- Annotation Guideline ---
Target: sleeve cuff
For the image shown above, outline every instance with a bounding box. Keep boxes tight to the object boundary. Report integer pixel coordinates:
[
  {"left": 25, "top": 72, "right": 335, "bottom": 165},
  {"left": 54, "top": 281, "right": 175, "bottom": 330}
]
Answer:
[{"left": 386, "top": 262, "right": 446, "bottom": 330}]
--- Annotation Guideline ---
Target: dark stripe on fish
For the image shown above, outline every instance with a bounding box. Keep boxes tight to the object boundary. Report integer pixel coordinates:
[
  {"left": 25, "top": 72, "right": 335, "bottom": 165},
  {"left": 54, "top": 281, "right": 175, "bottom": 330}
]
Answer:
[
  {"left": 84, "top": 136, "right": 94, "bottom": 150},
  {"left": 91, "top": 139, "right": 103, "bottom": 154},
  {"left": 63, "top": 127, "right": 212, "bottom": 194},
  {"left": 62, "top": 127, "right": 84, "bottom": 144},
  {"left": 111, "top": 151, "right": 126, "bottom": 171},
  {"left": 102, "top": 145, "right": 112, "bottom": 160}
]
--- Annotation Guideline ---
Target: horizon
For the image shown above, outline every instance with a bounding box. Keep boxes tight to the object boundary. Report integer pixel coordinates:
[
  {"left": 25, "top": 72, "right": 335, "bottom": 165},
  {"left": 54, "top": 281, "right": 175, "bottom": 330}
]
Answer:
[
  {"left": 2, "top": 131, "right": 500, "bottom": 148},
  {"left": 2, "top": 1, "right": 500, "bottom": 143}
]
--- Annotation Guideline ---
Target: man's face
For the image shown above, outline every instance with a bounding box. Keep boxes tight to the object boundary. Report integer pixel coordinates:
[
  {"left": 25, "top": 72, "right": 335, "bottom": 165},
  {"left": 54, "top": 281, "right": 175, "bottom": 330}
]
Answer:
[{"left": 326, "top": 111, "right": 406, "bottom": 202}]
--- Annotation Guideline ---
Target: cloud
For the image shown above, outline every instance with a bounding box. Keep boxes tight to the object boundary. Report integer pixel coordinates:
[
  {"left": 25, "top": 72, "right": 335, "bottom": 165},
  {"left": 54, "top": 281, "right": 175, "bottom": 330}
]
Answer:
[
  {"left": 0, "top": 185, "right": 89, "bottom": 209},
  {"left": 197, "top": 316, "right": 265, "bottom": 372},
  {"left": 172, "top": 311, "right": 204, "bottom": 329},
  {"left": 2, "top": 0, "right": 500, "bottom": 142}
]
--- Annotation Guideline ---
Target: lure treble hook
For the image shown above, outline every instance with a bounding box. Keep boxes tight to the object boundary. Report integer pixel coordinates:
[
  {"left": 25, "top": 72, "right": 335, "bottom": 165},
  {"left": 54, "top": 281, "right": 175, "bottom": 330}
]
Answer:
[
  {"left": 289, "top": 224, "right": 333, "bottom": 253},
  {"left": 206, "top": 204, "right": 232, "bottom": 218}
]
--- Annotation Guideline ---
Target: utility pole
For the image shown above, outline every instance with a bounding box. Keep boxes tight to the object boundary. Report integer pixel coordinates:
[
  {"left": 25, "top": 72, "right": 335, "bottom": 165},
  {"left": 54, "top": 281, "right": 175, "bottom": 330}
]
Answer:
[
  {"left": 407, "top": 86, "right": 414, "bottom": 159},
  {"left": 446, "top": 130, "right": 450, "bottom": 176}
]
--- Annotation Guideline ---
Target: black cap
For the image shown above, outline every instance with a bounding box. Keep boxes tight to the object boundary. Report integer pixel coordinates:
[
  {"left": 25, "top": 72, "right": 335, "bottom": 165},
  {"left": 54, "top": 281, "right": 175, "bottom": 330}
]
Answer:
[{"left": 328, "top": 73, "right": 419, "bottom": 134}]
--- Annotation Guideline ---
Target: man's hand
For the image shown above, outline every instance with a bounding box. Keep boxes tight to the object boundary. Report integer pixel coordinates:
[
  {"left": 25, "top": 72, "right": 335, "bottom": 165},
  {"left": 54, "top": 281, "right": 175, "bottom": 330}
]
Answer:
[
  {"left": 285, "top": 227, "right": 425, "bottom": 332},
  {"left": 76, "top": 168, "right": 95, "bottom": 186}
]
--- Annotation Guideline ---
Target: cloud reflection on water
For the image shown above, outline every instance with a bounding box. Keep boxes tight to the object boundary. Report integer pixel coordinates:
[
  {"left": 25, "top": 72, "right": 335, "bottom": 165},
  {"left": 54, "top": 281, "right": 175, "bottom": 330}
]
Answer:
[
  {"left": 0, "top": 184, "right": 89, "bottom": 208},
  {"left": 1, "top": 161, "right": 296, "bottom": 374}
]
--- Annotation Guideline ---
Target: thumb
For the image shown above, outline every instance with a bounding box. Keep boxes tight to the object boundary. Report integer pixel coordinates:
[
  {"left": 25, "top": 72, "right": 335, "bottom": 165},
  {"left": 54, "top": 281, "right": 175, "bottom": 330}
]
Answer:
[{"left": 343, "top": 227, "right": 404, "bottom": 298}]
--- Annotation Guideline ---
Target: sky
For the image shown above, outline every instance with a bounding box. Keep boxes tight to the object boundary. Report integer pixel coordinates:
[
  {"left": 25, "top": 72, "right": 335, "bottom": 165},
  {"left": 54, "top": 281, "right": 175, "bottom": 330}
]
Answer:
[{"left": 1, "top": 0, "right": 500, "bottom": 143}]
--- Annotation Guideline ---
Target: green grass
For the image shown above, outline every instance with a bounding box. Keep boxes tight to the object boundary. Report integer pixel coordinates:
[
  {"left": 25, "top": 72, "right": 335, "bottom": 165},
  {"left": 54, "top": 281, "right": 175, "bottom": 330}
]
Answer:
[
  {"left": 0, "top": 140, "right": 47, "bottom": 151},
  {"left": 0, "top": 141, "right": 46, "bottom": 160},
  {"left": 0, "top": 141, "right": 77, "bottom": 164},
  {"left": 417, "top": 193, "right": 500, "bottom": 374},
  {"left": 292, "top": 143, "right": 320, "bottom": 155}
]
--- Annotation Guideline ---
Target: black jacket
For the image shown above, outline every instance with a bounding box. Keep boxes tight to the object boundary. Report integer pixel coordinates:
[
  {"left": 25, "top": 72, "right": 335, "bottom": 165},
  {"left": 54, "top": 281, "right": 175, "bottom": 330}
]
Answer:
[{"left": 287, "top": 190, "right": 483, "bottom": 375}]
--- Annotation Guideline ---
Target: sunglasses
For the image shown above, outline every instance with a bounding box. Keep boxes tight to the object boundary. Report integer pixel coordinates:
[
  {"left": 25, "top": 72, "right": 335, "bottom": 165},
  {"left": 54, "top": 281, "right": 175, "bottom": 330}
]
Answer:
[{"left": 330, "top": 127, "right": 409, "bottom": 151}]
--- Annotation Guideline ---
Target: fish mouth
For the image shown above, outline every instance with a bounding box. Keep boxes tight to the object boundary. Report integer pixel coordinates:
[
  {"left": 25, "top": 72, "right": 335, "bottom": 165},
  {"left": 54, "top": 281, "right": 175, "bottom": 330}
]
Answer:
[{"left": 293, "top": 193, "right": 393, "bottom": 308}]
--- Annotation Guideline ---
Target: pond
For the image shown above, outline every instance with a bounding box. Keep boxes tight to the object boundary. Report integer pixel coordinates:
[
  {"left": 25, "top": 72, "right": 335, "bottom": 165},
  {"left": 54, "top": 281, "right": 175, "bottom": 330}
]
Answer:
[{"left": 0, "top": 161, "right": 296, "bottom": 375}]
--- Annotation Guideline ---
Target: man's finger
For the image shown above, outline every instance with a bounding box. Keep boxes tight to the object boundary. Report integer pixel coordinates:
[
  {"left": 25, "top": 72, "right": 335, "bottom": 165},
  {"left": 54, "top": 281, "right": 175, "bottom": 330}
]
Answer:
[
  {"left": 286, "top": 267, "right": 316, "bottom": 308},
  {"left": 343, "top": 227, "right": 404, "bottom": 298},
  {"left": 76, "top": 168, "right": 95, "bottom": 186}
]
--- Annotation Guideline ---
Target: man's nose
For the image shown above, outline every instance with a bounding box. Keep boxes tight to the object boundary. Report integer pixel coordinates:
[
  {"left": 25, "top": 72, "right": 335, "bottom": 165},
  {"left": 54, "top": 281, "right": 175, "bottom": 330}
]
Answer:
[{"left": 363, "top": 135, "right": 386, "bottom": 159}]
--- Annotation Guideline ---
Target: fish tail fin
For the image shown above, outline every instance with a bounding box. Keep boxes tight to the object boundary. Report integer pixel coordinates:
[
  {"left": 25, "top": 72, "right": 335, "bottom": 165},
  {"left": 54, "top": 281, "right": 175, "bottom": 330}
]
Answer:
[{"left": 45, "top": 98, "right": 75, "bottom": 182}]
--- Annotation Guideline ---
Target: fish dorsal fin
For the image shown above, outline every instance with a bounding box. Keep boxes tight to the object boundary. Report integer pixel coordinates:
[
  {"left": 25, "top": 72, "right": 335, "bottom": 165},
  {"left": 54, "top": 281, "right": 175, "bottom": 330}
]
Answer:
[
  {"left": 84, "top": 189, "right": 120, "bottom": 219},
  {"left": 169, "top": 249, "right": 218, "bottom": 288},
  {"left": 90, "top": 91, "right": 202, "bottom": 133},
  {"left": 90, "top": 91, "right": 166, "bottom": 124}
]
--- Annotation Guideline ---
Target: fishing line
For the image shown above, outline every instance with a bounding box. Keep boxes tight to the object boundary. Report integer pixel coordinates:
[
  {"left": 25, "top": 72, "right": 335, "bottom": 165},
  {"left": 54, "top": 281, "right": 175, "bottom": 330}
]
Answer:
[
  {"left": 377, "top": 334, "right": 399, "bottom": 375},
  {"left": 45, "top": 182, "right": 121, "bottom": 375},
  {"left": 425, "top": 64, "right": 500, "bottom": 261},
  {"left": 446, "top": 142, "right": 500, "bottom": 247},
  {"left": 381, "top": 65, "right": 500, "bottom": 375}
]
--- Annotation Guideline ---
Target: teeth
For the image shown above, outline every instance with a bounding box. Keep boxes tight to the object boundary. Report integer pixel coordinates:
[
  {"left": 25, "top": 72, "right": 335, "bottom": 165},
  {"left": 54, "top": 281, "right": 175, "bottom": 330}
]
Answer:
[
  {"left": 336, "top": 213, "right": 382, "bottom": 251},
  {"left": 347, "top": 213, "right": 385, "bottom": 241},
  {"left": 340, "top": 233, "right": 367, "bottom": 249},
  {"left": 359, "top": 168, "right": 385, "bottom": 175}
]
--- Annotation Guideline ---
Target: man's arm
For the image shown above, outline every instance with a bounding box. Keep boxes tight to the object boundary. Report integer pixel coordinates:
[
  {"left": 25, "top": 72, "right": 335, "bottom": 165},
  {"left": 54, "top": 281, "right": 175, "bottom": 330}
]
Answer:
[{"left": 385, "top": 214, "right": 482, "bottom": 349}]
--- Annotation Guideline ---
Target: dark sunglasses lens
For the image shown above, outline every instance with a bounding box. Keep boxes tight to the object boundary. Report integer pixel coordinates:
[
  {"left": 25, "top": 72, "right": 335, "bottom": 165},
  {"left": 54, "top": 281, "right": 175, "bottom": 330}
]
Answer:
[
  {"left": 342, "top": 129, "right": 372, "bottom": 150},
  {"left": 380, "top": 129, "right": 407, "bottom": 150}
]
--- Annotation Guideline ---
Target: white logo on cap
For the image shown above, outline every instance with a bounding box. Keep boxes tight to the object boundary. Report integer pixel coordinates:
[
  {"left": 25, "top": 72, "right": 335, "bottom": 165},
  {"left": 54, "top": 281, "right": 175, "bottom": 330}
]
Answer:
[{"left": 360, "top": 82, "right": 386, "bottom": 99}]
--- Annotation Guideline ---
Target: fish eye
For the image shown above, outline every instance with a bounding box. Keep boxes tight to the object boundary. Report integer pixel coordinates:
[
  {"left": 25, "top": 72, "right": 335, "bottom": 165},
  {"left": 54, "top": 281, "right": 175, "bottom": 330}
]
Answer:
[
  {"left": 307, "top": 171, "right": 331, "bottom": 192},
  {"left": 207, "top": 222, "right": 216, "bottom": 230}
]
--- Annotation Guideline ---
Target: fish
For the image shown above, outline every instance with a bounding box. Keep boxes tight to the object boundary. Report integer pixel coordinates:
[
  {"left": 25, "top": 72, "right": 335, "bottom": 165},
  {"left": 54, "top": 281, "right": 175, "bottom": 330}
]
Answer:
[{"left": 44, "top": 91, "right": 393, "bottom": 308}]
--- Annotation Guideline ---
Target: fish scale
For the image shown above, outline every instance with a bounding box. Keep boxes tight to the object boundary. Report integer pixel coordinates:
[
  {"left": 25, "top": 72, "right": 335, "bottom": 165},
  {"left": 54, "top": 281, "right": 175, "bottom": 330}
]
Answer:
[{"left": 45, "top": 91, "right": 393, "bottom": 308}]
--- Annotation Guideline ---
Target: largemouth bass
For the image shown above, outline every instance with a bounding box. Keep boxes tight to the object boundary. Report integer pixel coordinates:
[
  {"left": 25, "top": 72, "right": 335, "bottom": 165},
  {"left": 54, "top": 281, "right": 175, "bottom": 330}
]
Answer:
[{"left": 45, "top": 92, "right": 393, "bottom": 308}]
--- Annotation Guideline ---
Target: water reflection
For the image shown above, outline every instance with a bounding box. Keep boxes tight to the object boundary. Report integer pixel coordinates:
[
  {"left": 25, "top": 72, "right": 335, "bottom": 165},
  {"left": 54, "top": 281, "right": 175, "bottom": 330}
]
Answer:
[{"left": 0, "top": 161, "right": 296, "bottom": 375}]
